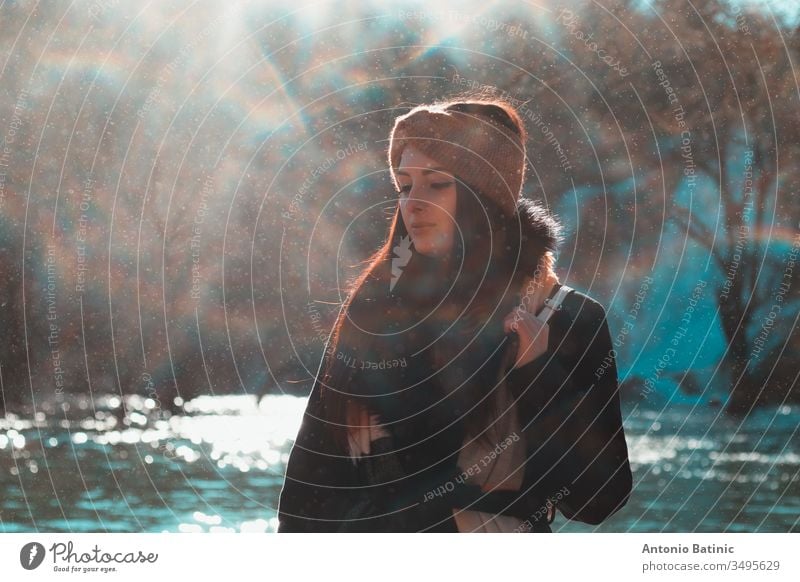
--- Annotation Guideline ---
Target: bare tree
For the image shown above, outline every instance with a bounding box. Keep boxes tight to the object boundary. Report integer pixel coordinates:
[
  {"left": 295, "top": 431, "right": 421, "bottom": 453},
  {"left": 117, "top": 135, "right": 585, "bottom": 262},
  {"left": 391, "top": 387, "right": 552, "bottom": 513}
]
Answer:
[{"left": 569, "top": 0, "right": 800, "bottom": 412}]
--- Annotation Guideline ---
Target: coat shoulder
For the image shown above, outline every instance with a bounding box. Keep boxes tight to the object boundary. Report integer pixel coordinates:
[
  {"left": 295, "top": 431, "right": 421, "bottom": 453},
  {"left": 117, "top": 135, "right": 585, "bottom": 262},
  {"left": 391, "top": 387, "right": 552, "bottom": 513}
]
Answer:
[
  {"left": 558, "top": 287, "right": 608, "bottom": 327},
  {"left": 547, "top": 288, "right": 611, "bottom": 367}
]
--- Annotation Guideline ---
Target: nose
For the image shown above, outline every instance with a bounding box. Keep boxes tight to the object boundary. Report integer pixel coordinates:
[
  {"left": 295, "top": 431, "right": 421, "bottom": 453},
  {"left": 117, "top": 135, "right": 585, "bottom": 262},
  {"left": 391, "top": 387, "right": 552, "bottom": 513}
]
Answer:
[
  {"left": 403, "top": 186, "right": 431, "bottom": 213},
  {"left": 405, "top": 198, "right": 426, "bottom": 214}
]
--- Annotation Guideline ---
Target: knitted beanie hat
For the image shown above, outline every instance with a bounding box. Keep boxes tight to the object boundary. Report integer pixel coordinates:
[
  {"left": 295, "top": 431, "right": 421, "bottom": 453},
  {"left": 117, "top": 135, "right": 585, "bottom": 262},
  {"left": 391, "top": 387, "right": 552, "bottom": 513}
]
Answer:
[{"left": 387, "top": 100, "right": 527, "bottom": 216}]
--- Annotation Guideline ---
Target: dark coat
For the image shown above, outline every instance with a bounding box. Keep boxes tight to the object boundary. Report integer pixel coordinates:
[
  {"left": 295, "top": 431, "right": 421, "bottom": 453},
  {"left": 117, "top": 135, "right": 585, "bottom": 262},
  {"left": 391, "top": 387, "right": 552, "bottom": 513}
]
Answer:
[
  {"left": 277, "top": 202, "right": 632, "bottom": 533},
  {"left": 503, "top": 287, "right": 633, "bottom": 527}
]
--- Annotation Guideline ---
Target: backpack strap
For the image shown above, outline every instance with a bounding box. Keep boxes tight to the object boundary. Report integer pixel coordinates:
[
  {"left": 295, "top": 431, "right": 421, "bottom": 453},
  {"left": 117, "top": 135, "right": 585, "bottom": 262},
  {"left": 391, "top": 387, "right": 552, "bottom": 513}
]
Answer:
[{"left": 535, "top": 284, "right": 574, "bottom": 324}]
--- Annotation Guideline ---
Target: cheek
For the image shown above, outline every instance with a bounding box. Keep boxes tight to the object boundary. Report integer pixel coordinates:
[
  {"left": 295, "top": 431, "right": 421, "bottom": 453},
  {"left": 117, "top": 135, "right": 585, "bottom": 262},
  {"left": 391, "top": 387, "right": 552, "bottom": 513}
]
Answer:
[{"left": 399, "top": 202, "right": 409, "bottom": 224}]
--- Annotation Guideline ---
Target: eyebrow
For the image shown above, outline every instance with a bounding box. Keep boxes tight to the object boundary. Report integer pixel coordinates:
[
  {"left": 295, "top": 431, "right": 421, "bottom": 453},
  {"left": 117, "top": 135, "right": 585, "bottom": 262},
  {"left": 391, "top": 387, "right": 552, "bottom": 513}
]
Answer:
[{"left": 395, "top": 167, "right": 453, "bottom": 177}]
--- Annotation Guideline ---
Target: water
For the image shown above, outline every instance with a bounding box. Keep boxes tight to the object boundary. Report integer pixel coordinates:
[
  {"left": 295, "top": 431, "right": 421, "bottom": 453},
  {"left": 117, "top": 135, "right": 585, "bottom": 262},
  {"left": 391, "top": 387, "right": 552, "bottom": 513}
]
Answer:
[
  {"left": 0, "top": 395, "right": 306, "bottom": 533},
  {"left": 1, "top": 395, "right": 798, "bottom": 532}
]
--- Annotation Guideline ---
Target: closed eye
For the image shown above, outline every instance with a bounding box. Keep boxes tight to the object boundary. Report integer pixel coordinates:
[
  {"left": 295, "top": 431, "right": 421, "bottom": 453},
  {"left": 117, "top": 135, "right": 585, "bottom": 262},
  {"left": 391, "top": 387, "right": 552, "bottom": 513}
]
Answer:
[{"left": 397, "top": 182, "right": 454, "bottom": 195}]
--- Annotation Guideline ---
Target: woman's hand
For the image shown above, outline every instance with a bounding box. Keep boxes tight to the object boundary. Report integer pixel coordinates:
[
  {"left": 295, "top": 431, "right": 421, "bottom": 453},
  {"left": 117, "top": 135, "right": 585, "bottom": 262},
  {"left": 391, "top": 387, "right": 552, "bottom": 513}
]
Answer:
[
  {"left": 346, "top": 400, "right": 391, "bottom": 457},
  {"left": 503, "top": 252, "right": 560, "bottom": 369},
  {"left": 503, "top": 308, "right": 550, "bottom": 368}
]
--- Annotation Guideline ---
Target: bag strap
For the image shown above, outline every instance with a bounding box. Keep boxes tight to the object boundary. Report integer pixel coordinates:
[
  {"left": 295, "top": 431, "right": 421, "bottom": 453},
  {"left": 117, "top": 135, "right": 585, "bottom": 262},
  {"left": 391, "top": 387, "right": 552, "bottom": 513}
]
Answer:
[{"left": 535, "top": 283, "right": 574, "bottom": 324}]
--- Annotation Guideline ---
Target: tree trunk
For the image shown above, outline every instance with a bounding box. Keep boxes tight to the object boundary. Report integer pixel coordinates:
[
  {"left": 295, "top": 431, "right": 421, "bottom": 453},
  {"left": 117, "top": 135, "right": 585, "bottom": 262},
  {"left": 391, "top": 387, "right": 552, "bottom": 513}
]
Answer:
[{"left": 719, "top": 289, "right": 758, "bottom": 415}]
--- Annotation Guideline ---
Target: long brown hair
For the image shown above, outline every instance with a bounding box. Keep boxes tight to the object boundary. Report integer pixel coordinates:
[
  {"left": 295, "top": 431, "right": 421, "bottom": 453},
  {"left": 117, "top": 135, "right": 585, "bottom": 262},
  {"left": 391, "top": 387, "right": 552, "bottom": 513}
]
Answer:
[{"left": 318, "top": 97, "right": 544, "bottom": 454}]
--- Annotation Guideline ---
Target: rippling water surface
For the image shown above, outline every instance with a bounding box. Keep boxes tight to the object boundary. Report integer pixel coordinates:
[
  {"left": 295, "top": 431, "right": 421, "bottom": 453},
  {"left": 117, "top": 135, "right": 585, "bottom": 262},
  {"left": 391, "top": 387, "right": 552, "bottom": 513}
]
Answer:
[{"left": 1, "top": 395, "right": 798, "bottom": 532}]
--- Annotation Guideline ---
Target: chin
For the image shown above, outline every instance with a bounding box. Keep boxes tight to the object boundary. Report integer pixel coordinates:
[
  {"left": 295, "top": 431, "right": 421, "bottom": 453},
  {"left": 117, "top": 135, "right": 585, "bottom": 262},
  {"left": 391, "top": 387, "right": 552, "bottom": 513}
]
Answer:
[
  {"left": 416, "top": 247, "right": 447, "bottom": 259},
  {"left": 411, "top": 235, "right": 451, "bottom": 259}
]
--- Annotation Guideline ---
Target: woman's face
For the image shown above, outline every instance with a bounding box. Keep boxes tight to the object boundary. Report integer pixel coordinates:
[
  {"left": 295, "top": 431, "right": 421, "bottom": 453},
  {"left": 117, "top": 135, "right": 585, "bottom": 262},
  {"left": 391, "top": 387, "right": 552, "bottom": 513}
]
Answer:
[{"left": 396, "top": 146, "right": 458, "bottom": 259}]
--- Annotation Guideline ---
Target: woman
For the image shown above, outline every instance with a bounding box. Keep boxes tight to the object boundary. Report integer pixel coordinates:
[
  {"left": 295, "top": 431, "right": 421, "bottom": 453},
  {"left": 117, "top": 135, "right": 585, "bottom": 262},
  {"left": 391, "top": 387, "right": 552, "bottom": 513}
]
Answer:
[{"left": 277, "top": 97, "right": 632, "bottom": 532}]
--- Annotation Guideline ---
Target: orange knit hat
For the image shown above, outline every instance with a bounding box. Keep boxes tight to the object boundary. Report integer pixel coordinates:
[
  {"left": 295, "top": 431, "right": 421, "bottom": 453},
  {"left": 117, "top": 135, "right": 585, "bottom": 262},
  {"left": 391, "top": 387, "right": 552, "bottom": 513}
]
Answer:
[{"left": 387, "top": 100, "right": 527, "bottom": 216}]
